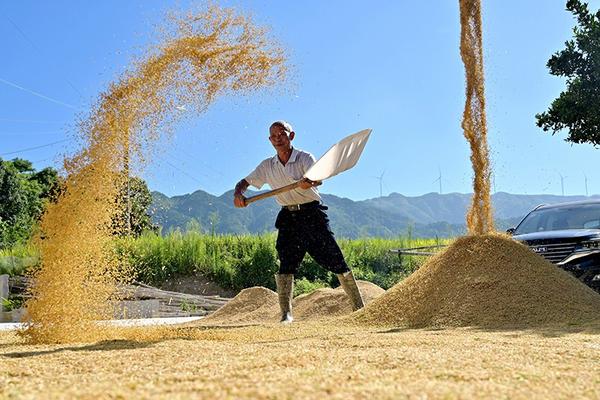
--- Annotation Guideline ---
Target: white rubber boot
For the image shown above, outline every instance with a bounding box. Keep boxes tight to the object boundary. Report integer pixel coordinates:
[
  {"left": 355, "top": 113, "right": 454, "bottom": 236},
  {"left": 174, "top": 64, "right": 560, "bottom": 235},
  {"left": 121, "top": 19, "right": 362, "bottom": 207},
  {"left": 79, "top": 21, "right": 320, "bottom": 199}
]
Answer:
[
  {"left": 337, "top": 271, "right": 365, "bottom": 311},
  {"left": 275, "top": 273, "right": 294, "bottom": 323}
]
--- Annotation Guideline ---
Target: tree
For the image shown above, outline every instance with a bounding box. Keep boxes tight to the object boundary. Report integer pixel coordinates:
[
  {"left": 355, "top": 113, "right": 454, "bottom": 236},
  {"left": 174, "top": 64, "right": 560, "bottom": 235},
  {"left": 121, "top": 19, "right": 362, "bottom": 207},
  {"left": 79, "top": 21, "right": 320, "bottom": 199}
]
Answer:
[
  {"left": 114, "top": 176, "right": 157, "bottom": 237},
  {"left": 0, "top": 158, "right": 60, "bottom": 248},
  {"left": 536, "top": 0, "right": 600, "bottom": 145},
  {"left": 0, "top": 156, "right": 155, "bottom": 245},
  {"left": 11, "top": 158, "right": 34, "bottom": 173},
  {"left": 32, "top": 167, "right": 61, "bottom": 200}
]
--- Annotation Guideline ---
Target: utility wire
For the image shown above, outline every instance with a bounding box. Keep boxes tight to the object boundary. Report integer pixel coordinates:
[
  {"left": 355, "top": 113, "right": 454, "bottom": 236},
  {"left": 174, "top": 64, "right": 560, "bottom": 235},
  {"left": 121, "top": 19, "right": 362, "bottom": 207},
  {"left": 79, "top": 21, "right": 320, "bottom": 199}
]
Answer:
[
  {"left": 5, "top": 15, "right": 84, "bottom": 98},
  {"left": 0, "top": 131, "right": 65, "bottom": 135},
  {"left": 0, "top": 77, "right": 80, "bottom": 110},
  {"left": 157, "top": 155, "right": 206, "bottom": 185},
  {"left": 169, "top": 147, "right": 225, "bottom": 178},
  {"left": 31, "top": 156, "right": 59, "bottom": 164},
  {"left": 1, "top": 138, "right": 72, "bottom": 156},
  {"left": 0, "top": 118, "right": 65, "bottom": 124}
]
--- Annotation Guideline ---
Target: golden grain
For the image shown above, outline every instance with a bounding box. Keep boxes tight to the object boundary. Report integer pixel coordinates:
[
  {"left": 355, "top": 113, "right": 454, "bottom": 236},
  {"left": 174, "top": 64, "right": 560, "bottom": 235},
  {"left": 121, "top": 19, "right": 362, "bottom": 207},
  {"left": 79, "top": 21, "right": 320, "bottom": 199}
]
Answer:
[
  {"left": 22, "top": 5, "right": 287, "bottom": 344},
  {"left": 2, "top": 323, "right": 599, "bottom": 399},
  {"left": 460, "top": 0, "right": 494, "bottom": 234},
  {"left": 201, "top": 281, "right": 384, "bottom": 326},
  {"left": 353, "top": 234, "right": 600, "bottom": 328}
]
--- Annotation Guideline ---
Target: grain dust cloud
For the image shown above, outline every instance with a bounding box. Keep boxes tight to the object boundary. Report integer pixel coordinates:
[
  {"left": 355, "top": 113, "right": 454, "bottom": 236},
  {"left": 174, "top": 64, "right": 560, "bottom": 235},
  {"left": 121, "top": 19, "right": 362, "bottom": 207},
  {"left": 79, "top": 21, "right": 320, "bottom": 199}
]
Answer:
[
  {"left": 23, "top": 5, "right": 287, "bottom": 344},
  {"left": 459, "top": 0, "right": 494, "bottom": 234}
]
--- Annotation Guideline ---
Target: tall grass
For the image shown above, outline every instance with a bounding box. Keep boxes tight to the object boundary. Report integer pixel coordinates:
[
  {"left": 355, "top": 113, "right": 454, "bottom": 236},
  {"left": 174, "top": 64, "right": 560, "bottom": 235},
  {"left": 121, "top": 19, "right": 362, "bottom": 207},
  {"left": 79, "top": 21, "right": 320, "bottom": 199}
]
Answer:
[
  {"left": 339, "top": 236, "right": 446, "bottom": 289},
  {"left": 118, "top": 230, "right": 450, "bottom": 292},
  {"left": 0, "top": 243, "right": 39, "bottom": 276},
  {"left": 118, "top": 230, "right": 280, "bottom": 290},
  {"left": 2, "top": 231, "right": 450, "bottom": 295}
]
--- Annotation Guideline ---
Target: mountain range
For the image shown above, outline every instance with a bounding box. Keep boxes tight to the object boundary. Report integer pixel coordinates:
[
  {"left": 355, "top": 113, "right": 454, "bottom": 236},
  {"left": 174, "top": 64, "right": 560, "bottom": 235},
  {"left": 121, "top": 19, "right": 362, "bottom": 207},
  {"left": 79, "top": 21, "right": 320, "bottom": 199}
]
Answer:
[{"left": 150, "top": 190, "right": 600, "bottom": 238}]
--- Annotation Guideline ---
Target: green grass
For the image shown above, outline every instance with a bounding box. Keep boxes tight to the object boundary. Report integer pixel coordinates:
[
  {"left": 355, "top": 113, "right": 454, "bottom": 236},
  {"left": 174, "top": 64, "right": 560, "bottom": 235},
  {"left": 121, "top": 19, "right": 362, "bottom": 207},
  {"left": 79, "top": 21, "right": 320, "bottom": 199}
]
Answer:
[
  {"left": 2, "top": 231, "right": 451, "bottom": 296},
  {"left": 0, "top": 243, "right": 39, "bottom": 276},
  {"left": 338, "top": 236, "right": 447, "bottom": 289},
  {"left": 117, "top": 230, "right": 450, "bottom": 294}
]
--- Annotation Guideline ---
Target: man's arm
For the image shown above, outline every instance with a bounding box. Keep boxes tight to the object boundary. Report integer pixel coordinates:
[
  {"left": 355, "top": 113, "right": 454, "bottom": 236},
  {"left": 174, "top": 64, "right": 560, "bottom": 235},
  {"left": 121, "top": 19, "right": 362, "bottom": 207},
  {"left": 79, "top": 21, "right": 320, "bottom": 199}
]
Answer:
[
  {"left": 298, "top": 152, "right": 321, "bottom": 189},
  {"left": 233, "top": 179, "right": 250, "bottom": 208},
  {"left": 298, "top": 178, "right": 322, "bottom": 189}
]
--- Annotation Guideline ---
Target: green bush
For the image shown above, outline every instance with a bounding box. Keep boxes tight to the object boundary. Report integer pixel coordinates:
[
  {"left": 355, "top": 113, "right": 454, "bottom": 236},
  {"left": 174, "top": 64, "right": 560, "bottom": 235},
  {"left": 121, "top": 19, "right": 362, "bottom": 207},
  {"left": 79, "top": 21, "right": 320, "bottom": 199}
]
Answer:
[
  {"left": 116, "top": 230, "right": 449, "bottom": 292},
  {"left": 293, "top": 277, "right": 329, "bottom": 297},
  {"left": 3, "top": 224, "right": 450, "bottom": 294},
  {"left": 232, "top": 237, "right": 278, "bottom": 290},
  {"left": 1, "top": 295, "right": 24, "bottom": 311},
  {"left": 0, "top": 243, "right": 39, "bottom": 276}
]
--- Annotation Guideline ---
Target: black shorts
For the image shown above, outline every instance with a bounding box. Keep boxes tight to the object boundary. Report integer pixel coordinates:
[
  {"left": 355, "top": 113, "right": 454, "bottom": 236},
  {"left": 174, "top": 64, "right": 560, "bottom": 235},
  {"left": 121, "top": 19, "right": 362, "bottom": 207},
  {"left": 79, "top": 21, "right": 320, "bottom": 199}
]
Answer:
[{"left": 275, "top": 202, "right": 349, "bottom": 275}]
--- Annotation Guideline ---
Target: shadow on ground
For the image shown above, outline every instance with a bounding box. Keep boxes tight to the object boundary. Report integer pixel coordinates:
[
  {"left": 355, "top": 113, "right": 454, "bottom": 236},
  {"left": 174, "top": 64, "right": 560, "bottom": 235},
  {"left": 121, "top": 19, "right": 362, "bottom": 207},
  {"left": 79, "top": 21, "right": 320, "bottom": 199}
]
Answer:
[
  {"left": 1, "top": 339, "right": 157, "bottom": 359},
  {"left": 377, "top": 321, "right": 600, "bottom": 338}
]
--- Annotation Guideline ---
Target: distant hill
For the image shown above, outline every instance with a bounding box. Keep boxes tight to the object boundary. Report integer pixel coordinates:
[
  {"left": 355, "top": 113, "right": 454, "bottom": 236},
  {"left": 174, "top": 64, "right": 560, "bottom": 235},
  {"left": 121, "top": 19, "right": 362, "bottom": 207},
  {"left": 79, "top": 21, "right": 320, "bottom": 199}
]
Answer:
[{"left": 149, "top": 190, "right": 600, "bottom": 238}]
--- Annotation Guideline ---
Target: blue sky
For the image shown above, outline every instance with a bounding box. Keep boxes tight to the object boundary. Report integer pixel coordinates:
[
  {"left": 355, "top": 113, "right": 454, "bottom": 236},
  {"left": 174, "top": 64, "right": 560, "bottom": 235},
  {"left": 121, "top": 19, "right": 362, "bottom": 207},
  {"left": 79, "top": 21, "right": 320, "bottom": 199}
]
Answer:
[{"left": 1, "top": 1, "right": 599, "bottom": 200}]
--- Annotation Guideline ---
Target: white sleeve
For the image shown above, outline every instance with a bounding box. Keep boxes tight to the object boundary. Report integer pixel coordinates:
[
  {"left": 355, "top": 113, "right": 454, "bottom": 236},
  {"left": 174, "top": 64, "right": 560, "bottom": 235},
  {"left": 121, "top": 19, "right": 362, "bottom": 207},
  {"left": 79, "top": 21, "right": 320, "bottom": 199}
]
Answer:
[
  {"left": 303, "top": 152, "right": 316, "bottom": 175},
  {"left": 245, "top": 160, "right": 268, "bottom": 189}
]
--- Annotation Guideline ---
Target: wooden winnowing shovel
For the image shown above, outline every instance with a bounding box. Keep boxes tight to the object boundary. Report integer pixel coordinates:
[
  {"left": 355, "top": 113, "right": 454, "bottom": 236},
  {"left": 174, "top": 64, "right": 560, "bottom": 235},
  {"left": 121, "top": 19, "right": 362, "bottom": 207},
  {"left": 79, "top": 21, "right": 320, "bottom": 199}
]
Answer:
[{"left": 245, "top": 129, "right": 372, "bottom": 205}]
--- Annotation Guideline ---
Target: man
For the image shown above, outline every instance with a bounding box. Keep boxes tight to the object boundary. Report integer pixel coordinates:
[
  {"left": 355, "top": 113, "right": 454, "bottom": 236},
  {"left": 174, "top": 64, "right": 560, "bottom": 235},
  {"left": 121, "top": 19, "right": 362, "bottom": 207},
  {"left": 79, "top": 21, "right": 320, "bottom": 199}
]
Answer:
[{"left": 233, "top": 120, "right": 364, "bottom": 323}]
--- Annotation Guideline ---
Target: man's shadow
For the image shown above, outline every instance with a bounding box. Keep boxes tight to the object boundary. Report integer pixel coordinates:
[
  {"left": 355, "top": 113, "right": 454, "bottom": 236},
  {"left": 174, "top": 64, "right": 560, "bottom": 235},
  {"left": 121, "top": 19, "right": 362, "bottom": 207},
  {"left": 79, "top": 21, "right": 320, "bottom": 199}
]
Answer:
[{"left": 2, "top": 339, "right": 157, "bottom": 359}]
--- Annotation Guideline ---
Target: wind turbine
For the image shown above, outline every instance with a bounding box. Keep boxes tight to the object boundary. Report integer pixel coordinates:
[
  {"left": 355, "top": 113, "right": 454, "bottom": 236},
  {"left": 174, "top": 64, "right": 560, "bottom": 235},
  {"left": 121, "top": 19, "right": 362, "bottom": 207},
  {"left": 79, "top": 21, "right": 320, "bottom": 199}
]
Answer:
[
  {"left": 559, "top": 173, "right": 567, "bottom": 196},
  {"left": 374, "top": 170, "right": 385, "bottom": 198},
  {"left": 432, "top": 166, "right": 442, "bottom": 194},
  {"left": 584, "top": 173, "right": 589, "bottom": 196}
]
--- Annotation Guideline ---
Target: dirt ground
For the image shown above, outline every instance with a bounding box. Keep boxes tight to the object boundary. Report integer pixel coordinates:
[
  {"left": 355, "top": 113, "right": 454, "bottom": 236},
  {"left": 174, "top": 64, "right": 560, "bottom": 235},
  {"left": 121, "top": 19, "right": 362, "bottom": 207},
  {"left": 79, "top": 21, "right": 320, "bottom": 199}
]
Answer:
[
  {"left": 156, "top": 274, "right": 237, "bottom": 298},
  {"left": 1, "top": 321, "right": 599, "bottom": 399}
]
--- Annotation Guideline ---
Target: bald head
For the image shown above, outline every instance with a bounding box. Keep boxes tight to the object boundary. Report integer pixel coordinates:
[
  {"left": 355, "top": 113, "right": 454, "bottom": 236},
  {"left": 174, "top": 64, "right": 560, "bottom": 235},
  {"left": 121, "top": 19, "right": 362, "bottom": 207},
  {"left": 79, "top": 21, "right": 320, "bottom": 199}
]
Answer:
[{"left": 270, "top": 120, "right": 293, "bottom": 133}]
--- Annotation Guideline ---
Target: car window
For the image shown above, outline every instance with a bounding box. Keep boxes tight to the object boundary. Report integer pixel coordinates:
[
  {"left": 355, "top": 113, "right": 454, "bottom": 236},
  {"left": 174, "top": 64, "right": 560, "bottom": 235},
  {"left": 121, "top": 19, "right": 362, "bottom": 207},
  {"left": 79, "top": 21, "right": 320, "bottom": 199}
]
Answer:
[
  {"left": 583, "top": 220, "right": 600, "bottom": 229},
  {"left": 516, "top": 212, "right": 546, "bottom": 233},
  {"left": 514, "top": 204, "right": 600, "bottom": 234}
]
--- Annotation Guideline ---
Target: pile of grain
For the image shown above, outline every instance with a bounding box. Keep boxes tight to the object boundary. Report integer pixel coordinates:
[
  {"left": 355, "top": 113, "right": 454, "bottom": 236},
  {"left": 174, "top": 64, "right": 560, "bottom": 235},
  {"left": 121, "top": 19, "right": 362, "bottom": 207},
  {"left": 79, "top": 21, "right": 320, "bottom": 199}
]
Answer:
[
  {"left": 293, "top": 281, "right": 384, "bottom": 320},
  {"left": 203, "top": 281, "right": 384, "bottom": 325},
  {"left": 202, "top": 286, "right": 279, "bottom": 325},
  {"left": 353, "top": 234, "right": 600, "bottom": 328}
]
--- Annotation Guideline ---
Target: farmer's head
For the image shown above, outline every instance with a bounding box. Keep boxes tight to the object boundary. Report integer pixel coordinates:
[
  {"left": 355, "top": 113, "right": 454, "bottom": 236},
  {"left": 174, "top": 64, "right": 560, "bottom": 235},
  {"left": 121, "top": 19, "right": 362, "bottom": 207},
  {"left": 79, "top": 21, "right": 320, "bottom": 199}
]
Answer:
[{"left": 269, "top": 120, "right": 294, "bottom": 150}]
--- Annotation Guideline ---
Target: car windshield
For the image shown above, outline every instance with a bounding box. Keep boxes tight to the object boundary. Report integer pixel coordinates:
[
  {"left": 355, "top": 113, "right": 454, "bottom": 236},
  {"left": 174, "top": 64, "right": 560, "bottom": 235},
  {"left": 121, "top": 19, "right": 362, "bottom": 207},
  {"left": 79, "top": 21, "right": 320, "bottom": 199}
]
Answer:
[{"left": 514, "top": 203, "right": 600, "bottom": 235}]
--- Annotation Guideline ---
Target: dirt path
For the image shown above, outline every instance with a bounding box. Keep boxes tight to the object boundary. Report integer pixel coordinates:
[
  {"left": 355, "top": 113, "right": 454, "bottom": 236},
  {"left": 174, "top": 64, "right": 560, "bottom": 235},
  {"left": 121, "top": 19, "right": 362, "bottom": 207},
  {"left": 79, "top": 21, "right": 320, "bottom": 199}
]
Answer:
[{"left": 1, "top": 322, "right": 599, "bottom": 399}]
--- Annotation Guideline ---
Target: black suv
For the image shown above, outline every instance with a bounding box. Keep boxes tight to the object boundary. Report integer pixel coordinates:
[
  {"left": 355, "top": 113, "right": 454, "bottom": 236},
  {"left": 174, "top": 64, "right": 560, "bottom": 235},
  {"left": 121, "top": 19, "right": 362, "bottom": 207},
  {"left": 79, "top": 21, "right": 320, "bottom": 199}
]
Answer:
[{"left": 508, "top": 200, "right": 600, "bottom": 293}]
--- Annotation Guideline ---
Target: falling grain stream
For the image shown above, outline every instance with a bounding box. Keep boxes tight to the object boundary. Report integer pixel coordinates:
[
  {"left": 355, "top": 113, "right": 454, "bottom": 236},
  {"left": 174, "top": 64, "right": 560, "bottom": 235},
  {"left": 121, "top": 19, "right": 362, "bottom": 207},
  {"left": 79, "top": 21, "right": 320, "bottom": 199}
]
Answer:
[{"left": 459, "top": 0, "right": 494, "bottom": 235}]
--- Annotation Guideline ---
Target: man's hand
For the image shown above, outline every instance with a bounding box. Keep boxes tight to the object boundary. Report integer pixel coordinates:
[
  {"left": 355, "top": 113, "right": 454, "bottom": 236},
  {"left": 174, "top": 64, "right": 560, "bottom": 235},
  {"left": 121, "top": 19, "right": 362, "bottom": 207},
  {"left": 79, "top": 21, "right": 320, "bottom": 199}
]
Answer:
[
  {"left": 233, "top": 179, "right": 250, "bottom": 208},
  {"left": 299, "top": 178, "right": 322, "bottom": 190},
  {"left": 234, "top": 193, "right": 247, "bottom": 208}
]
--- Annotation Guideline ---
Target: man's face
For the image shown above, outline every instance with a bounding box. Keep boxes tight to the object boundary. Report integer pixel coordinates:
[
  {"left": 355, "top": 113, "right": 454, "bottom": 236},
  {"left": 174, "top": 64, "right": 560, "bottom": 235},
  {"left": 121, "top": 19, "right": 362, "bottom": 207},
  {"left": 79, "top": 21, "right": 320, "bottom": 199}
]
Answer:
[{"left": 269, "top": 125, "right": 293, "bottom": 150}]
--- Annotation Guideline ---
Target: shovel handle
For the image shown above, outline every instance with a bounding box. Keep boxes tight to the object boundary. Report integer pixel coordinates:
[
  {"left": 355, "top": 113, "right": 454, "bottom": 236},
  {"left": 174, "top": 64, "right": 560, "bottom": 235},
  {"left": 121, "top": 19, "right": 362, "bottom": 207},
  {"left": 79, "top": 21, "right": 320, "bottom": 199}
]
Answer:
[{"left": 245, "top": 181, "right": 303, "bottom": 205}]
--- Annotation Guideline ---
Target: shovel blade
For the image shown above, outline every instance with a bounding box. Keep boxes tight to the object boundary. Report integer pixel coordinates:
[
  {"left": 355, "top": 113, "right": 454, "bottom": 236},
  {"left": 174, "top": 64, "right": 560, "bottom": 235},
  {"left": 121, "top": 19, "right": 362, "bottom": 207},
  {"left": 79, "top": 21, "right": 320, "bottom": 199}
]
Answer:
[{"left": 304, "top": 128, "right": 372, "bottom": 182}]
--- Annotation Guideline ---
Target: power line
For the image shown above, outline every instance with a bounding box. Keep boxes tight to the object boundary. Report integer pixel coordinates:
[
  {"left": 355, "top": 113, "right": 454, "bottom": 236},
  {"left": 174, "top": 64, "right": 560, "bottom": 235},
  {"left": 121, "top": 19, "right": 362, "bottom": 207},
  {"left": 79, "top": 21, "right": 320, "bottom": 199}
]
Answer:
[
  {"left": 173, "top": 147, "right": 225, "bottom": 178},
  {"left": 0, "top": 131, "right": 65, "bottom": 135},
  {"left": 1, "top": 138, "right": 72, "bottom": 156},
  {"left": 157, "top": 155, "right": 206, "bottom": 185},
  {"left": 0, "top": 118, "right": 65, "bottom": 124},
  {"left": 31, "top": 156, "right": 59, "bottom": 164},
  {"left": 5, "top": 15, "right": 84, "bottom": 98},
  {"left": 0, "top": 77, "right": 80, "bottom": 110}
]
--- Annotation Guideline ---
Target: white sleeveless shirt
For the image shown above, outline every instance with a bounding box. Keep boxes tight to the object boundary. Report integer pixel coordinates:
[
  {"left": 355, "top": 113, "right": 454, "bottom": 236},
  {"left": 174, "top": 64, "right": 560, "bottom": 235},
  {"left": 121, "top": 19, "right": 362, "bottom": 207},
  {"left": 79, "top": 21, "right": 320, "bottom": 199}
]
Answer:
[{"left": 245, "top": 148, "right": 322, "bottom": 206}]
